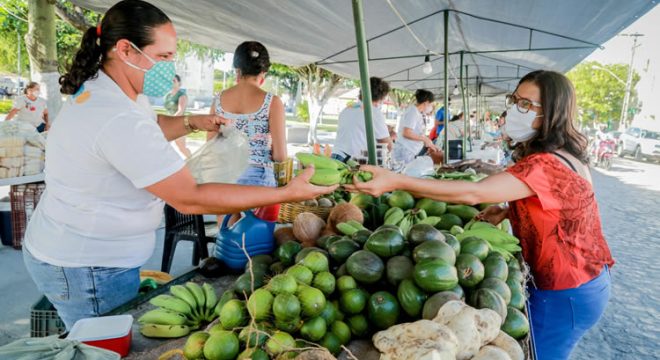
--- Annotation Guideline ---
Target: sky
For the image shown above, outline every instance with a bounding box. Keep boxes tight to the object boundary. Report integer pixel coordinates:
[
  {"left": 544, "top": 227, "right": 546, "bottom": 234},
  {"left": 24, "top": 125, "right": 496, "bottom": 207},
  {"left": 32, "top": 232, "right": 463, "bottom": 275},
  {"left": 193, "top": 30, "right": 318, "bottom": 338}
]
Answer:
[{"left": 583, "top": 4, "right": 660, "bottom": 129}]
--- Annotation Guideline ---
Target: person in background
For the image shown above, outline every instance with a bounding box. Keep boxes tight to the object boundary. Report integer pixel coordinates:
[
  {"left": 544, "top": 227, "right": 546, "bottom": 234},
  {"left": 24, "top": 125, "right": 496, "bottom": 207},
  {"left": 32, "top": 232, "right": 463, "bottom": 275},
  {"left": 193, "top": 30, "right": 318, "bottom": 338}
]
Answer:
[
  {"left": 164, "top": 74, "right": 191, "bottom": 157},
  {"left": 447, "top": 112, "right": 465, "bottom": 160},
  {"left": 348, "top": 70, "right": 613, "bottom": 360},
  {"left": 391, "top": 89, "right": 440, "bottom": 165},
  {"left": 208, "top": 41, "right": 286, "bottom": 188},
  {"left": 22, "top": 0, "right": 335, "bottom": 331},
  {"left": 5, "top": 81, "right": 49, "bottom": 132},
  {"left": 430, "top": 98, "right": 450, "bottom": 143},
  {"left": 332, "top": 77, "right": 392, "bottom": 162}
]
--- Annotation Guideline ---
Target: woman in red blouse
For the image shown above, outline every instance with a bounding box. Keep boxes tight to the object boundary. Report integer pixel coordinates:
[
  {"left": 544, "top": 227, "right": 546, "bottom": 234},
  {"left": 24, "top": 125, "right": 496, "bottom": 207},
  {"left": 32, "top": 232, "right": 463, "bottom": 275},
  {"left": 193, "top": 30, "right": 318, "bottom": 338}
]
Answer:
[{"left": 348, "top": 70, "right": 613, "bottom": 360}]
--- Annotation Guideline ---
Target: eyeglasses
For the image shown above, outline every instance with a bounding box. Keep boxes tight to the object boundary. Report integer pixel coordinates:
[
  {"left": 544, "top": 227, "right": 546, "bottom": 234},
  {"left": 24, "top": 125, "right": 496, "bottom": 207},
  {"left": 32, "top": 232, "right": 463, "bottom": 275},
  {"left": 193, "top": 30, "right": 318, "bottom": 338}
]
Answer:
[{"left": 505, "top": 94, "right": 542, "bottom": 114}]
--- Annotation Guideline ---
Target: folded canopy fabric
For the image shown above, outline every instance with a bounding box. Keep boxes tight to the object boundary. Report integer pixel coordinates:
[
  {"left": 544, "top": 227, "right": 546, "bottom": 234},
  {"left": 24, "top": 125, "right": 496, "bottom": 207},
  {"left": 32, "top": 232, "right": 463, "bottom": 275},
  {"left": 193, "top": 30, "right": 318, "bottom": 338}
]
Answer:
[{"left": 72, "top": 0, "right": 657, "bottom": 97}]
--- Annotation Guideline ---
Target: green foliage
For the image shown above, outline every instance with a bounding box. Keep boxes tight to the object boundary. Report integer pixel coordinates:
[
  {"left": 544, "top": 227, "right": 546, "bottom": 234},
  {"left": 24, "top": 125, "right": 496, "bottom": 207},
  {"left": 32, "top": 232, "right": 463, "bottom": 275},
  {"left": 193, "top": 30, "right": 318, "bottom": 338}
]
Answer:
[
  {"left": 296, "top": 100, "right": 310, "bottom": 122},
  {"left": 177, "top": 39, "right": 224, "bottom": 62},
  {"left": 390, "top": 88, "right": 414, "bottom": 109},
  {"left": 0, "top": 99, "right": 13, "bottom": 113},
  {"left": 269, "top": 63, "right": 299, "bottom": 96},
  {"left": 567, "top": 61, "right": 640, "bottom": 126}
]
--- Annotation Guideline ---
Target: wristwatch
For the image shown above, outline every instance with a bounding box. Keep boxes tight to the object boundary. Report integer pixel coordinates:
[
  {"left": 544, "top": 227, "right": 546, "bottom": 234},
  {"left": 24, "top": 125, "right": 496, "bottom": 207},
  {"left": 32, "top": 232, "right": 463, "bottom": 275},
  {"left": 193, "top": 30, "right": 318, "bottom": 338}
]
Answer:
[{"left": 183, "top": 115, "right": 198, "bottom": 133}]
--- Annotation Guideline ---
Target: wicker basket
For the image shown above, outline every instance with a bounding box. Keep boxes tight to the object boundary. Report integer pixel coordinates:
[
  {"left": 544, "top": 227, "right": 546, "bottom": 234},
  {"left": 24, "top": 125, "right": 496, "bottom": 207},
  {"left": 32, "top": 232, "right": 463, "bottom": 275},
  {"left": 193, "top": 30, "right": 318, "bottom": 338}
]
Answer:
[{"left": 278, "top": 202, "right": 333, "bottom": 223}]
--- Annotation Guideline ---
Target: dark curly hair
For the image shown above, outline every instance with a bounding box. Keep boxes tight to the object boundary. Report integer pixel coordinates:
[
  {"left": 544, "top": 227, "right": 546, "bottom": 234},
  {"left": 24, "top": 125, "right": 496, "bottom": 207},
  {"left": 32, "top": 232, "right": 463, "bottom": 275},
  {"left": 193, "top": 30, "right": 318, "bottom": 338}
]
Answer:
[
  {"left": 414, "top": 89, "right": 434, "bottom": 104},
  {"left": 233, "top": 41, "right": 271, "bottom": 76},
  {"left": 359, "top": 77, "right": 390, "bottom": 102},
  {"left": 510, "top": 70, "right": 589, "bottom": 164},
  {"left": 59, "top": 0, "right": 171, "bottom": 95}
]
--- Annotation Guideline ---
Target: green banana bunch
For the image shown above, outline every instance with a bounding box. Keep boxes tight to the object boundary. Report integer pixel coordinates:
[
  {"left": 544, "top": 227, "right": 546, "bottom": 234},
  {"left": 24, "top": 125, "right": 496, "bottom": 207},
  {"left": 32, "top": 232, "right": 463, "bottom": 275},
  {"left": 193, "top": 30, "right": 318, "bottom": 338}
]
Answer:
[
  {"left": 149, "top": 295, "right": 192, "bottom": 317},
  {"left": 456, "top": 227, "right": 522, "bottom": 260},
  {"left": 202, "top": 283, "right": 218, "bottom": 321},
  {"left": 140, "top": 324, "right": 191, "bottom": 338},
  {"left": 296, "top": 152, "right": 344, "bottom": 170},
  {"left": 384, "top": 207, "right": 431, "bottom": 235},
  {"left": 138, "top": 309, "right": 188, "bottom": 326},
  {"left": 310, "top": 168, "right": 343, "bottom": 186},
  {"left": 140, "top": 282, "right": 220, "bottom": 339},
  {"left": 336, "top": 220, "right": 368, "bottom": 235}
]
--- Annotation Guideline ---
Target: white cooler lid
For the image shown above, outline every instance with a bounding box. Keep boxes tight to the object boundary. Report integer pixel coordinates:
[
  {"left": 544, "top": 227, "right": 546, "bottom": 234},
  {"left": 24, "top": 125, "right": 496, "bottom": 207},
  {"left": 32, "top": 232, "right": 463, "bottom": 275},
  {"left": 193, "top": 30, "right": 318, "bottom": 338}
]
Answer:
[{"left": 67, "top": 315, "right": 133, "bottom": 342}]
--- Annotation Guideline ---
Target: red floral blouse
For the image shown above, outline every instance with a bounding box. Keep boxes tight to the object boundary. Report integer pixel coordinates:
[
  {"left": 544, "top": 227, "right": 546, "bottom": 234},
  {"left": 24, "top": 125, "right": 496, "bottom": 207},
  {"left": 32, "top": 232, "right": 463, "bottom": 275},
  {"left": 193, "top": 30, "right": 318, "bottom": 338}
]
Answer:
[{"left": 506, "top": 153, "right": 615, "bottom": 290}]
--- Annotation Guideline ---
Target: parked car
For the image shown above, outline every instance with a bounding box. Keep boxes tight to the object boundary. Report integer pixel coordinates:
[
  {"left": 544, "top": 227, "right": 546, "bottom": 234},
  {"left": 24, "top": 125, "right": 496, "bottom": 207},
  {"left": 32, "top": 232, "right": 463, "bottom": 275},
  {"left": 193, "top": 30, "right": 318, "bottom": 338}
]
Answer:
[{"left": 618, "top": 127, "right": 660, "bottom": 161}]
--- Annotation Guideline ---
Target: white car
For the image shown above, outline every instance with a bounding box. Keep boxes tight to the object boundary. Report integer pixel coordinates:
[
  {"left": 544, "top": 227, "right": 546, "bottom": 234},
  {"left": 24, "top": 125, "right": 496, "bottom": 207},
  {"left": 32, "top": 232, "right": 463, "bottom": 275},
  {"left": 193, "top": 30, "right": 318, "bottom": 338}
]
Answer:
[{"left": 618, "top": 127, "right": 660, "bottom": 161}]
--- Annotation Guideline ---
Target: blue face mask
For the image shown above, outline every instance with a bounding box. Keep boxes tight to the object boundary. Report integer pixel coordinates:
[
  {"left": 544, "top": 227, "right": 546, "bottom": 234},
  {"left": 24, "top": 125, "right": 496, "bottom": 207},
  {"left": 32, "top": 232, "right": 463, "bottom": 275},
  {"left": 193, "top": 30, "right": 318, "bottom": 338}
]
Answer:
[{"left": 123, "top": 42, "right": 176, "bottom": 97}]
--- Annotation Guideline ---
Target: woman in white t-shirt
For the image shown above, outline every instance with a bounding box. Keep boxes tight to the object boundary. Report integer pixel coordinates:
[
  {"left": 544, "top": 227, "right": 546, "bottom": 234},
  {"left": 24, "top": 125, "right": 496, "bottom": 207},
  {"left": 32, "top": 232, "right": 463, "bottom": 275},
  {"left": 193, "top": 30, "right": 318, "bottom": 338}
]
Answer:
[
  {"left": 22, "top": 0, "right": 336, "bottom": 330},
  {"left": 5, "top": 81, "right": 49, "bottom": 132},
  {"left": 391, "top": 89, "right": 440, "bottom": 166}
]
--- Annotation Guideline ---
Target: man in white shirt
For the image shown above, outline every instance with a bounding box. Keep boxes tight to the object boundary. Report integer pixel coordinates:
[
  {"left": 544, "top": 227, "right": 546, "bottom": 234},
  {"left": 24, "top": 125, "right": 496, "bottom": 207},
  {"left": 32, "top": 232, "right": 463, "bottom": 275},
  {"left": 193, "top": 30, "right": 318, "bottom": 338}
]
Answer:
[
  {"left": 392, "top": 89, "right": 440, "bottom": 165},
  {"left": 333, "top": 77, "right": 393, "bottom": 161}
]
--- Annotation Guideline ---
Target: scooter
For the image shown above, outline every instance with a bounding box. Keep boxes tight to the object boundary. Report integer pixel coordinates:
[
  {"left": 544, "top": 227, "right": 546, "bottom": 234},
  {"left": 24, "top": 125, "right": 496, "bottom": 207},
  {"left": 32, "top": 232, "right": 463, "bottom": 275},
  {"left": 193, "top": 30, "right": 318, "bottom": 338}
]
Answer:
[{"left": 594, "top": 139, "right": 616, "bottom": 170}]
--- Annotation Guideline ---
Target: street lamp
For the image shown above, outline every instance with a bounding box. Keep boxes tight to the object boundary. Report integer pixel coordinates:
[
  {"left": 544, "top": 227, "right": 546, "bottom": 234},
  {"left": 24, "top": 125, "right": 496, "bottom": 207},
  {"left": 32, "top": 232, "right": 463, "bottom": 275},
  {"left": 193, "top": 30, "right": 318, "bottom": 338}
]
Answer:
[{"left": 591, "top": 64, "right": 628, "bottom": 129}]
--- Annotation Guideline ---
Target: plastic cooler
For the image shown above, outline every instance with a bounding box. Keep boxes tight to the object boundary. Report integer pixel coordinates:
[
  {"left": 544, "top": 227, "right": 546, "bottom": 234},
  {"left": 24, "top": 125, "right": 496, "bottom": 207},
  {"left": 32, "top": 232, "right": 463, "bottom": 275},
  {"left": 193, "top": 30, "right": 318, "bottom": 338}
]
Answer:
[
  {"left": 214, "top": 211, "right": 275, "bottom": 270},
  {"left": 67, "top": 315, "right": 133, "bottom": 357}
]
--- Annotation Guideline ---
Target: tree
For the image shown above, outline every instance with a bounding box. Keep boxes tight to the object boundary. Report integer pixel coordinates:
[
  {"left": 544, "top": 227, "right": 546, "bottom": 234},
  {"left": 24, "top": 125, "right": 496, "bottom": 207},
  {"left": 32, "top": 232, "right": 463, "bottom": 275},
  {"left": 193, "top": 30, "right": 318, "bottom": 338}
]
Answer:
[
  {"left": 390, "top": 88, "right": 414, "bottom": 117},
  {"left": 268, "top": 63, "right": 300, "bottom": 109},
  {"left": 567, "top": 61, "right": 641, "bottom": 129},
  {"left": 293, "top": 63, "right": 344, "bottom": 144},
  {"left": 26, "top": 0, "right": 60, "bottom": 116}
]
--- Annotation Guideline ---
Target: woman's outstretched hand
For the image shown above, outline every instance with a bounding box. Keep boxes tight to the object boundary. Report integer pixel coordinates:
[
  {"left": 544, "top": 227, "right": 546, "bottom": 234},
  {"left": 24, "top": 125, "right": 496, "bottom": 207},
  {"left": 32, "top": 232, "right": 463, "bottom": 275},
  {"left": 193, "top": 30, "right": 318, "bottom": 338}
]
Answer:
[
  {"left": 284, "top": 166, "right": 339, "bottom": 202},
  {"left": 344, "top": 165, "right": 403, "bottom": 197},
  {"left": 475, "top": 204, "right": 509, "bottom": 225}
]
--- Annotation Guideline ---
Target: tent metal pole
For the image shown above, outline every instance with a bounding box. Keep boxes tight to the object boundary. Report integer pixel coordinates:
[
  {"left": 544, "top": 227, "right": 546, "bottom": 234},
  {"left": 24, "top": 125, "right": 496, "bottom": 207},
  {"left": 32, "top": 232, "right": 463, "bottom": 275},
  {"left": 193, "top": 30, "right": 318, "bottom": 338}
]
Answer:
[
  {"left": 460, "top": 53, "right": 467, "bottom": 159},
  {"left": 466, "top": 65, "right": 470, "bottom": 146},
  {"left": 351, "top": 0, "right": 377, "bottom": 165},
  {"left": 443, "top": 10, "right": 449, "bottom": 164}
]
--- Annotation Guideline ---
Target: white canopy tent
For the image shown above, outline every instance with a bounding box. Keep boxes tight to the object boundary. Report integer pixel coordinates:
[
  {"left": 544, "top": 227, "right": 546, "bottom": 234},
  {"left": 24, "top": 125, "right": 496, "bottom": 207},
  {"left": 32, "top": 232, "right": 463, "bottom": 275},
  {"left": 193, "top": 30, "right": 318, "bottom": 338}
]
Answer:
[
  {"left": 72, "top": 0, "right": 656, "bottom": 96},
  {"left": 72, "top": 0, "right": 657, "bottom": 161}
]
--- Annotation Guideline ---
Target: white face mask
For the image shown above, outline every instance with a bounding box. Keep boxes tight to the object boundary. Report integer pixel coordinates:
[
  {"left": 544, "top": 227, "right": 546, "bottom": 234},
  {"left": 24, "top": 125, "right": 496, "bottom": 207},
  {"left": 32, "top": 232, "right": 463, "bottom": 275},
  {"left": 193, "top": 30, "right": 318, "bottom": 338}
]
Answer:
[
  {"left": 424, "top": 104, "right": 433, "bottom": 114},
  {"left": 503, "top": 109, "right": 541, "bottom": 142},
  {"left": 30, "top": 91, "right": 40, "bottom": 98}
]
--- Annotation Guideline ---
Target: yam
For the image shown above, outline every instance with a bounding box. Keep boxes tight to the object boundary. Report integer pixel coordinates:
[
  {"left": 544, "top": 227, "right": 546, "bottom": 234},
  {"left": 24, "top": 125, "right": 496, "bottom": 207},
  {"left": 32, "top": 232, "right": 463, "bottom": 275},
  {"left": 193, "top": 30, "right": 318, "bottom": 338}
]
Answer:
[
  {"left": 373, "top": 320, "right": 458, "bottom": 360},
  {"left": 490, "top": 331, "right": 524, "bottom": 360},
  {"left": 471, "top": 345, "right": 512, "bottom": 360}
]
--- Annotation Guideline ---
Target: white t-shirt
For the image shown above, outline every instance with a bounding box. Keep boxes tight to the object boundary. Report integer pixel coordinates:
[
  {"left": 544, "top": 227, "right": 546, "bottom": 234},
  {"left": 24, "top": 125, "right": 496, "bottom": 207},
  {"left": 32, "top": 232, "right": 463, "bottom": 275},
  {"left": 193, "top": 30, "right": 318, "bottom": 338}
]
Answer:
[
  {"left": 334, "top": 103, "right": 390, "bottom": 159},
  {"left": 12, "top": 95, "right": 47, "bottom": 127},
  {"left": 24, "top": 72, "right": 185, "bottom": 268},
  {"left": 396, "top": 106, "right": 426, "bottom": 154},
  {"left": 448, "top": 120, "right": 465, "bottom": 141}
]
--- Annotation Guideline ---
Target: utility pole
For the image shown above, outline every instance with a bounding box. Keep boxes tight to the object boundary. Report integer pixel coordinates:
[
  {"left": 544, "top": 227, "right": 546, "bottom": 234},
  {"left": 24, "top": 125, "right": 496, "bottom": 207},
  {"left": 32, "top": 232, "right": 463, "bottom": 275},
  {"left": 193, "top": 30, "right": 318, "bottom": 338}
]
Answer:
[{"left": 619, "top": 33, "right": 644, "bottom": 130}]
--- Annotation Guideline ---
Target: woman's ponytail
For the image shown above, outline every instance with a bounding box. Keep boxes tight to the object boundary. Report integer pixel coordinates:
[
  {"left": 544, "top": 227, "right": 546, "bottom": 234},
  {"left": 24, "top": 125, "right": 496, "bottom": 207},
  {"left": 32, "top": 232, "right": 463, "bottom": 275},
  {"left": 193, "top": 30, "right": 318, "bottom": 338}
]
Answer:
[{"left": 59, "top": 27, "right": 102, "bottom": 95}]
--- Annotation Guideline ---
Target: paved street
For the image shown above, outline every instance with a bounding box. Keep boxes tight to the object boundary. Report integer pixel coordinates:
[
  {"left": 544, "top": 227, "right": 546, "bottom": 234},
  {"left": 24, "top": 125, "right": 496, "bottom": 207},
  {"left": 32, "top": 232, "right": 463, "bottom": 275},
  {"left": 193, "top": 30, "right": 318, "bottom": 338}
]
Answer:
[
  {"left": 0, "top": 155, "right": 659, "bottom": 359},
  {"left": 572, "top": 157, "right": 660, "bottom": 360}
]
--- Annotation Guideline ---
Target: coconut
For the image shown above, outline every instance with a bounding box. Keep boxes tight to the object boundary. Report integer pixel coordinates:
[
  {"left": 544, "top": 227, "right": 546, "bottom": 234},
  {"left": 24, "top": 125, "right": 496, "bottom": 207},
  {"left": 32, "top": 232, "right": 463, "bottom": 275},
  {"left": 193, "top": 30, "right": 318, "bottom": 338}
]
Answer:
[
  {"left": 317, "top": 197, "right": 334, "bottom": 208},
  {"left": 293, "top": 212, "right": 326, "bottom": 247},
  {"left": 274, "top": 226, "right": 297, "bottom": 246},
  {"left": 327, "top": 202, "right": 364, "bottom": 233}
]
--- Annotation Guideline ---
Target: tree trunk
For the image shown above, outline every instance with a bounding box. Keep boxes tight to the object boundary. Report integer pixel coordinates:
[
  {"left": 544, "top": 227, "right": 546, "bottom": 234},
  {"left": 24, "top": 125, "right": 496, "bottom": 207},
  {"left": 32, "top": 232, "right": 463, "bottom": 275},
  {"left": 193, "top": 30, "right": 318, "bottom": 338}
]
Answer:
[
  {"left": 26, "top": 0, "right": 61, "bottom": 119},
  {"left": 307, "top": 98, "right": 322, "bottom": 144}
]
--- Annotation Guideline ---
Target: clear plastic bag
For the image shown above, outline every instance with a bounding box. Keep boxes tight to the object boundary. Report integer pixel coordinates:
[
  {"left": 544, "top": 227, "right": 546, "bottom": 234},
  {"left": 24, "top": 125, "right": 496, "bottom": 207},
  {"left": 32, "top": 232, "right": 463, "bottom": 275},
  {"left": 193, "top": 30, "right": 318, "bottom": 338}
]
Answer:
[
  {"left": 402, "top": 156, "right": 436, "bottom": 178},
  {"left": 186, "top": 126, "right": 249, "bottom": 184}
]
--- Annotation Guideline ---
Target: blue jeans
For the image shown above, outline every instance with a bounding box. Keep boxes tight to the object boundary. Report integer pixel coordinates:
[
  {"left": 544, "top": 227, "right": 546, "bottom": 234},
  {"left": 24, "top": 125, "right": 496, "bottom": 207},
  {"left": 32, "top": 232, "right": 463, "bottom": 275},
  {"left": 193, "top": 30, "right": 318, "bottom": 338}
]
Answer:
[
  {"left": 530, "top": 266, "right": 611, "bottom": 360},
  {"left": 237, "top": 165, "right": 277, "bottom": 187},
  {"left": 22, "top": 248, "right": 140, "bottom": 330}
]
